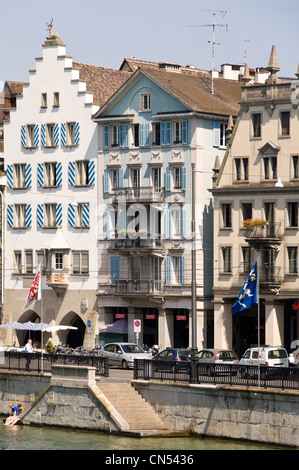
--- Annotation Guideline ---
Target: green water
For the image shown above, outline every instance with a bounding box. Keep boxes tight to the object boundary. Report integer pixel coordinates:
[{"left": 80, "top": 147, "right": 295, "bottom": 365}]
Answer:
[{"left": 0, "top": 423, "right": 285, "bottom": 450}]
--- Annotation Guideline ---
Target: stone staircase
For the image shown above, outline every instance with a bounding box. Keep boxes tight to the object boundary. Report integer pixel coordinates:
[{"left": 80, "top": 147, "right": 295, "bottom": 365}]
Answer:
[{"left": 99, "top": 382, "right": 167, "bottom": 431}]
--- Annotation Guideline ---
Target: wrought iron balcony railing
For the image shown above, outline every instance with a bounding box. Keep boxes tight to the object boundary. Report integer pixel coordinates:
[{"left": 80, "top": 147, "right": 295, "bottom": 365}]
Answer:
[{"left": 112, "top": 186, "right": 165, "bottom": 203}]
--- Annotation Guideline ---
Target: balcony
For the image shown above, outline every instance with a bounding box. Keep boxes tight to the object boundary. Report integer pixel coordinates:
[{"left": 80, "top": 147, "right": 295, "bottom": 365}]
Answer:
[
  {"left": 108, "top": 236, "right": 165, "bottom": 256},
  {"left": 115, "top": 279, "right": 164, "bottom": 296},
  {"left": 244, "top": 223, "right": 282, "bottom": 250},
  {"left": 112, "top": 186, "right": 165, "bottom": 204},
  {"left": 240, "top": 263, "right": 283, "bottom": 292},
  {"left": 45, "top": 270, "right": 69, "bottom": 291}
]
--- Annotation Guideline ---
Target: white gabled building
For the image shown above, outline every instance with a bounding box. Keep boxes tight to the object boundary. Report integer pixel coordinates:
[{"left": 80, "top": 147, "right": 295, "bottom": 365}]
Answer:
[{"left": 2, "top": 29, "right": 129, "bottom": 347}]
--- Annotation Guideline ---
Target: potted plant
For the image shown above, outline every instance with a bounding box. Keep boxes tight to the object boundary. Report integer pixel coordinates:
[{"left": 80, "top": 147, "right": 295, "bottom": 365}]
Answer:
[{"left": 242, "top": 218, "right": 268, "bottom": 229}]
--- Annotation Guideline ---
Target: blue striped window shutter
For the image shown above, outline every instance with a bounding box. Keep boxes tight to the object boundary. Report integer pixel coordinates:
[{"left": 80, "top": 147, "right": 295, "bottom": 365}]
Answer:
[
  {"left": 68, "top": 204, "right": 75, "bottom": 227},
  {"left": 181, "top": 209, "right": 186, "bottom": 238},
  {"left": 56, "top": 162, "right": 62, "bottom": 187},
  {"left": 166, "top": 256, "right": 172, "bottom": 284},
  {"left": 54, "top": 123, "right": 59, "bottom": 147},
  {"left": 37, "top": 204, "right": 44, "bottom": 228},
  {"left": 61, "top": 123, "right": 66, "bottom": 146},
  {"left": 25, "top": 164, "right": 32, "bottom": 188},
  {"left": 7, "top": 165, "right": 13, "bottom": 188},
  {"left": 165, "top": 166, "right": 171, "bottom": 191},
  {"left": 68, "top": 162, "right": 75, "bottom": 186},
  {"left": 25, "top": 204, "right": 32, "bottom": 228},
  {"left": 180, "top": 256, "right": 185, "bottom": 284},
  {"left": 165, "top": 208, "right": 171, "bottom": 238},
  {"left": 110, "top": 256, "right": 120, "bottom": 284},
  {"left": 88, "top": 161, "right": 95, "bottom": 185},
  {"left": 82, "top": 203, "right": 90, "bottom": 227},
  {"left": 21, "top": 126, "right": 26, "bottom": 148},
  {"left": 181, "top": 166, "right": 186, "bottom": 191},
  {"left": 34, "top": 125, "right": 39, "bottom": 147},
  {"left": 213, "top": 121, "right": 221, "bottom": 147},
  {"left": 104, "top": 125, "right": 110, "bottom": 148},
  {"left": 75, "top": 122, "right": 80, "bottom": 145},
  {"left": 37, "top": 163, "right": 44, "bottom": 187},
  {"left": 7, "top": 205, "right": 14, "bottom": 228},
  {"left": 103, "top": 168, "right": 109, "bottom": 194},
  {"left": 41, "top": 125, "right": 46, "bottom": 147},
  {"left": 182, "top": 120, "right": 188, "bottom": 145},
  {"left": 56, "top": 203, "right": 62, "bottom": 227}
]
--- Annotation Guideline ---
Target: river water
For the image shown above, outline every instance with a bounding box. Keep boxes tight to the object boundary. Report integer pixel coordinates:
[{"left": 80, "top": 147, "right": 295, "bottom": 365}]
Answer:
[{"left": 0, "top": 422, "right": 284, "bottom": 450}]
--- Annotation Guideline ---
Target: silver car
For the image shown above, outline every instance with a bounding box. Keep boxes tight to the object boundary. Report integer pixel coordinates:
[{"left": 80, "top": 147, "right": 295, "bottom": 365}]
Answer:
[
  {"left": 197, "top": 348, "right": 239, "bottom": 375},
  {"left": 101, "top": 342, "right": 152, "bottom": 369}
]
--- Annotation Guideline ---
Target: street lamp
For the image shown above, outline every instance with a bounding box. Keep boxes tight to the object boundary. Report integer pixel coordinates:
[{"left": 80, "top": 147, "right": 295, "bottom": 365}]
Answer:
[{"left": 190, "top": 163, "right": 198, "bottom": 383}]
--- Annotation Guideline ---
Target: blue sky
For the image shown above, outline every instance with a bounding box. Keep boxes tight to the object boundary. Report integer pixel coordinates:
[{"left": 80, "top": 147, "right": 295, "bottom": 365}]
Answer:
[{"left": 1, "top": 0, "right": 298, "bottom": 88}]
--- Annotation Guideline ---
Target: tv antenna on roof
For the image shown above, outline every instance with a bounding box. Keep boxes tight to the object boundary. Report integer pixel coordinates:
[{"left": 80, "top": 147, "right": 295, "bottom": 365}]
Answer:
[{"left": 188, "top": 9, "right": 228, "bottom": 94}]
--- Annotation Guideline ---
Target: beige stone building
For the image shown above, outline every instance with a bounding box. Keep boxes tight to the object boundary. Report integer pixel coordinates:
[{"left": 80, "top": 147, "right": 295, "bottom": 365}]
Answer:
[{"left": 211, "top": 46, "right": 299, "bottom": 355}]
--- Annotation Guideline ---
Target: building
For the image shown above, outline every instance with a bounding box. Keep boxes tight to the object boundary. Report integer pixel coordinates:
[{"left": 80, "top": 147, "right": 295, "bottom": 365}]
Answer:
[
  {"left": 94, "top": 62, "right": 241, "bottom": 349},
  {"left": 2, "top": 28, "right": 130, "bottom": 347},
  {"left": 211, "top": 46, "right": 299, "bottom": 355}
]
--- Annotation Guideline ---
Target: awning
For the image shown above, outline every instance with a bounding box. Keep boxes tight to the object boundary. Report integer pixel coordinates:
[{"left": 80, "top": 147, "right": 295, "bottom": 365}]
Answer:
[
  {"left": 0, "top": 321, "right": 77, "bottom": 331},
  {"left": 99, "top": 319, "right": 128, "bottom": 334}
]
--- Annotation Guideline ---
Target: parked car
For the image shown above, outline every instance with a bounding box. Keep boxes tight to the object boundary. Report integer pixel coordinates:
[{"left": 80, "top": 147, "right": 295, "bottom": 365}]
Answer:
[
  {"left": 239, "top": 346, "right": 289, "bottom": 368},
  {"left": 197, "top": 349, "right": 239, "bottom": 375},
  {"left": 100, "top": 342, "right": 152, "bottom": 369},
  {"left": 153, "top": 348, "right": 191, "bottom": 371}
]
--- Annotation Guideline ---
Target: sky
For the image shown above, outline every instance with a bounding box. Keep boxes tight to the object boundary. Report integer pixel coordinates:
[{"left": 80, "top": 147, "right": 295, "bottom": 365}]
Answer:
[{"left": 1, "top": 0, "right": 299, "bottom": 89}]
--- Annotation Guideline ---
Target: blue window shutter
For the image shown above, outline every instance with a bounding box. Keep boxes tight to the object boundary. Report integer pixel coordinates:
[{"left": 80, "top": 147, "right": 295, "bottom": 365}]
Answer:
[
  {"left": 68, "top": 162, "right": 75, "bottom": 186},
  {"left": 118, "top": 209, "right": 126, "bottom": 235},
  {"left": 56, "top": 203, "right": 62, "bottom": 227},
  {"left": 180, "top": 256, "right": 185, "bottom": 284},
  {"left": 213, "top": 121, "right": 221, "bottom": 147},
  {"left": 118, "top": 124, "right": 124, "bottom": 147},
  {"left": 145, "top": 123, "right": 150, "bottom": 146},
  {"left": 110, "top": 256, "right": 120, "bottom": 284},
  {"left": 182, "top": 120, "right": 188, "bottom": 144},
  {"left": 41, "top": 125, "right": 46, "bottom": 147},
  {"left": 103, "top": 168, "right": 109, "bottom": 194},
  {"left": 82, "top": 203, "right": 90, "bottom": 227},
  {"left": 88, "top": 160, "right": 95, "bottom": 185},
  {"left": 166, "top": 256, "right": 171, "bottom": 284},
  {"left": 181, "top": 166, "right": 186, "bottom": 191},
  {"left": 21, "top": 126, "right": 26, "bottom": 148},
  {"left": 25, "top": 204, "right": 32, "bottom": 228},
  {"left": 165, "top": 166, "right": 171, "bottom": 191},
  {"left": 123, "top": 123, "right": 129, "bottom": 147},
  {"left": 118, "top": 168, "right": 124, "bottom": 188},
  {"left": 181, "top": 209, "right": 186, "bottom": 238},
  {"left": 139, "top": 123, "right": 145, "bottom": 146},
  {"left": 104, "top": 124, "right": 110, "bottom": 148},
  {"left": 25, "top": 164, "right": 32, "bottom": 188},
  {"left": 160, "top": 122, "right": 165, "bottom": 146},
  {"left": 37, "top": 163, "right": 44, "bottom": 187},
  {"left": 7, "top": 205, "right": 14, "bottom": 228},
  {"left": 56, "top": 162, "right": 62, "bottom": 187},
  {"left": 54, "top": 123, "right": 59, "bottom": 147},
  {"left": 61, "top": 123, "right": 66, "bottom": 146},
  {"left": 165, "top": 208, "right": 171, "bottom": 238},
  {"left": 166, "top": 121, "right": 171, "bottom": 145},
  {"left": 75, "top": 122, "right": 80, "bottom": 145},
  {"left": 103, "top": 210, "right": 109, "bottom": 239},
  {"left": 37, "top": 204, "right": 44, "bottom": 228},
  {"left": 68, "top": 204, "right": 75, "bottom": 227},
  {"left": 7, "top": 165, "right": 13, "bottom": 188},
  {"left": 34, "top": 125, "right": 39, "bottom": 147}
]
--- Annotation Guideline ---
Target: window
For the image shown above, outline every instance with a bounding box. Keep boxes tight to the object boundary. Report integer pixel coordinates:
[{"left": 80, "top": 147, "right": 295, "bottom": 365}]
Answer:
[
  {"left": 25, "top": 250, "right": 33, "bottom": 274},
  {"left": 45, "top": 203, "right": 57, "bottom": 228},
  {"left": 235, "top": 158, "right": 248, "bottom": 181},
  {"left": 174, "top": 122, "right": 182, "bottom": 144},
  {"left": 220, "top": 123, "right": 227, "bottom": 146},
  {"left": 242, "top": 203, "right": 252, "bottom": 223},
  {"left": 292, "top": 155, "right": 299, "bottom": 179},
  {"left": 242, "top": 247, "right": 252, "bottom": 273},
  {"left": 166, "top": 256, "right": 185, "bottom": 284},
  {"left": 132, "top": 124, "right": 139, "bottom": 147},
  {"left": 280, "top": 111, "right": 290, "bottom": 136},
  {"left": 111, "top": 169, "right": 119, "bottom": 189},
  {"left": 252, "top": 113, "right": 261, "bottom": 138},
  {"left": 76, "top": 203, "right": 90, "bottom": 228},
  {"left": 287, "top": 247, "right": 298, "bottom": 274},
  {"left": 153, "top": 123, "right": 160, "bottom": 146},
  {"left": 41, "top": 93, "right": 47, "bottom": 108},
  {"left": 46, "top": 124, "right": 55, "bottom": 147},
  {"left": 221, "top": 246, "right": 232, "bottom": 273},
  {"left": 287, "top": 202, "right": 298, "bottom": 227},
  {"left": 67, "top": 122, "right": 76, "bottom": 146},
  {"left": 173, "top": 167, "right": 182, "bottom": 190},
  {"left": 263, "top": 156, "right": 277, "bottom": 180},
  {"left": 55, "top": 252, "right": 63, "bottom": 270},
  {"left": 131, "top": 168, "right": 140, "bottom": 188},
  {"left": 152, "top": 167, "right": 161, "bottom": 190},
  {"left": 72, "top": 251, "right": 89, "bottom": 274},
  {"left": 221, "top": 203, "right": 232, "bottom": 228},
  {"left": 14, "top": 251, "right": 22, "bottom": 274},
  {"left": 14, "top": 164, "right": 26, "bottom": 188},
  {"left": 53, "top": 92, "right": 59, "bottom": 107},
  {"left": 76, "top": 161, "right": 89, "bottom": 186},
  {"left": 27, "top": 125, "right": 35, "bottom": 147},
  {"left": 15, "top": 204, "right": 26, "bottom": 228},
  {"left": 44, "top": 162, "right": 57, "bottom": 187},
  {"left": 140, "top": 93, "right": 151, "bottom": 112}
]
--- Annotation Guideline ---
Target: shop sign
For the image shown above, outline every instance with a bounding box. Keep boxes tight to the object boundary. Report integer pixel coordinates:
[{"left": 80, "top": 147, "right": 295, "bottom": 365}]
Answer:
[
  {"left": 145, "top": 314, "right": 156, "bottom": 320},
  {"left": 176, "top": 315, "right": 188, "bottom": 321},
  {"left": 115, "top": 313, "right": 126, "bottom": 319}
]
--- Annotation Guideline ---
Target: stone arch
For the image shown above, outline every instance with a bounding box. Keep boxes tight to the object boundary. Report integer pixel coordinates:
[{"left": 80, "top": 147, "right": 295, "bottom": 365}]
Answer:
[
  {"left": 56, "top": 311, "right": 86, "bottom": 348},
  {"left": 17, "top": 309, "right": 41, "bottom": 347}
]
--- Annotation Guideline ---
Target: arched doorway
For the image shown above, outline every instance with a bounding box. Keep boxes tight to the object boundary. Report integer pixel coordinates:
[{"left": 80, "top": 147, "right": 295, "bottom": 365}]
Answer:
[
  {"left": 59, "top": 312, "right": 86, "bottom": 348},
  {"left": 18, "top": 310, "right": 41, "bottom": 347}
]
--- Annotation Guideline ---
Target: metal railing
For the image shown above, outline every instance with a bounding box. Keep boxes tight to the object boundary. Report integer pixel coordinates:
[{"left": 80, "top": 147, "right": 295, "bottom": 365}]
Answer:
[
  {"left": 0, "top": 351, "right": 109, "bottom": 376},
  {"left": 115, "top": 279, "right": 164, "bottom": 294},
  {"left": 112, "top": 187, "right": 165, "bottom": 203},
  {"left": 134, "top": 359, "right": 299, "bottom": 391},
  {"left": 245, "top": 222, "right": 282, "bottom": 240}
]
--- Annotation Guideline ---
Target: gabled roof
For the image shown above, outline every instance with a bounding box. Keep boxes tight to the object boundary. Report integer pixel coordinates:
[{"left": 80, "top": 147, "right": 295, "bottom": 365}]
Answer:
[{"left": 72, "top": 62, "right": 131, "bottom": 107}]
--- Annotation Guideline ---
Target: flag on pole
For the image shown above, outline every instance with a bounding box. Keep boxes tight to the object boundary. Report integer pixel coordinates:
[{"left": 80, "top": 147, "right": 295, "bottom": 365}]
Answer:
[
  {"left": 231, "top": 260, "right": 258, "bottom": 314},
  {"left": 23, "top": 263, "right": 41, "bottom": 309}
]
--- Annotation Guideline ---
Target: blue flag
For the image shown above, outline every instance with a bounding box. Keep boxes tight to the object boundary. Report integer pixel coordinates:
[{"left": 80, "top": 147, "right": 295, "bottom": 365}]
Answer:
[{"left": 231, "top": 261, "right": 258, "bottom": 314}]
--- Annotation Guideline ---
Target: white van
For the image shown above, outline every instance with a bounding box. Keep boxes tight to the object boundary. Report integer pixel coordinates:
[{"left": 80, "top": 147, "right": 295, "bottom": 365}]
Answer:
[{"left": 239, "top": 346, "right": 289, "bottom": 368}]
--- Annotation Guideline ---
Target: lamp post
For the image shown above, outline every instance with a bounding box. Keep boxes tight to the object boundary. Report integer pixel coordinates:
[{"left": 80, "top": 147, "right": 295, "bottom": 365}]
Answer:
[{"left": 190, "top": 163, "right": 198, "bottom": 383}]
